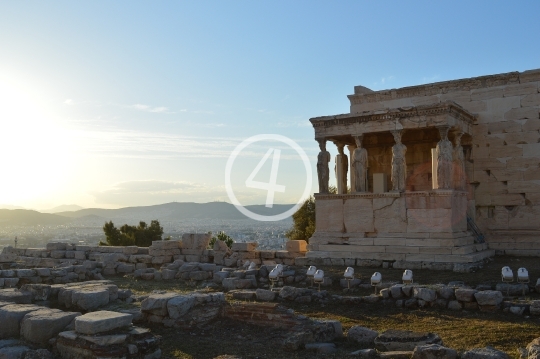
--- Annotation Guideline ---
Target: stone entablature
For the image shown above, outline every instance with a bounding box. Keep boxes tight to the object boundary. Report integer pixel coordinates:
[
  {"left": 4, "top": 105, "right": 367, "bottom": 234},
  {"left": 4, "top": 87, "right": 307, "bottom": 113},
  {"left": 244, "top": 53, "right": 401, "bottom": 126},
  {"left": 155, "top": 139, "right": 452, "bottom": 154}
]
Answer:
[
  {"left": 314, "top": 189, "right": 464, "bottom": 200},
  {"left": 310, "top": 102, "right": 475, "bottom": 138},
  {"left": 347, "top": 69, "right": 539, "bottom": 106}
]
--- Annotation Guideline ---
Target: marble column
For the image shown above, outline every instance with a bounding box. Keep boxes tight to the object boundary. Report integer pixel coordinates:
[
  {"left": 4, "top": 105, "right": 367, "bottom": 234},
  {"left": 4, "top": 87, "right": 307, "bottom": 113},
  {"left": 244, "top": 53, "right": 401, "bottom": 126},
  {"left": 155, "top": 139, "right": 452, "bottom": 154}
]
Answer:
[
  {"left": 436, "top": 126, "right": 453, "bottom": 190},
  {"left": 316, "top": 139, "right": 331, "bottom": 194},
  {"left": 391, "top": 130, "right": 407, "bottom": 192},
  {"left": 334, "top": 142, "right": 348, "bottom": 194},
  {"left": 453, "top": 132, "right": 466, "bottom": 190},
  {"left": 347, "top": 144, "right": 356, "bottom": 193}
]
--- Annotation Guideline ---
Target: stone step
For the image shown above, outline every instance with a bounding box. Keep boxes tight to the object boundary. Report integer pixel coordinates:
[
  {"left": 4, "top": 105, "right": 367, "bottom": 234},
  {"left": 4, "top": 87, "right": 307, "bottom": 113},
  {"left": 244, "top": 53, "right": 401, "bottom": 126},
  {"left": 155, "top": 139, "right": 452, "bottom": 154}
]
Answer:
[
  {"left": 74, "top": 311, "right": 133, "bottom": 335},
  {"left": 306, "top": 248, "right": 495, "bottom": 263},
  {"left": 463, "top": 249, "right": 496, "bottom": 262},
  {"left": 451, "top": 243, "right": 488, "bottom": 255}
]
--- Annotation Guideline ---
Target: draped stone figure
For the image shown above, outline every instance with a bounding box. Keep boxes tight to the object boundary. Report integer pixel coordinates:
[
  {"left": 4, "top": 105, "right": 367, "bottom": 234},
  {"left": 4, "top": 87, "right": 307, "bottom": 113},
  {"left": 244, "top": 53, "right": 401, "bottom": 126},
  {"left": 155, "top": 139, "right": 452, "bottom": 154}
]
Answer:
[
  {"left": 334, "top": 142, "right": 348, "bottom": 194},
  {"left": 436, "top": 126, "right": 453, "bottom": 190},
  {"left": 391, "top": 130, "right": 407, "bottom": 192},
  {"left": 352, "top": 135, "right": 368, "bottom": 192},
  {"left": 316, "top": 139, "right": 331, "bottom": 193},
  {"left": 453, "top": 132, "right": 466, "bottom": 190}
]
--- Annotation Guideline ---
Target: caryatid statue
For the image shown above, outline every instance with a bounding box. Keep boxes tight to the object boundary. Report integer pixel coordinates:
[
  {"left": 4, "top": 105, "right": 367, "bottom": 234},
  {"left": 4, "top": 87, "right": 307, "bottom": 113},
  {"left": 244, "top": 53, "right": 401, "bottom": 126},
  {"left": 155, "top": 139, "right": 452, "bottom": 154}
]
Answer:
[
  {"left": 352, "top": 135, "right": 368, "bottom": 192},
  {"left": 334, "top": 142, "right": 348, "bottom": 194},
  {"left": 436, "top": 126, "right": 453, "bottom": 190},
  {"left": 453, "top": 132, "right": 466, "bottom": 190},
  {"left": 316, "top": 139, "right": 331, "bottom": 193},
  {"left": 391, "top": 130, "right": 407, "bottom": 192}
]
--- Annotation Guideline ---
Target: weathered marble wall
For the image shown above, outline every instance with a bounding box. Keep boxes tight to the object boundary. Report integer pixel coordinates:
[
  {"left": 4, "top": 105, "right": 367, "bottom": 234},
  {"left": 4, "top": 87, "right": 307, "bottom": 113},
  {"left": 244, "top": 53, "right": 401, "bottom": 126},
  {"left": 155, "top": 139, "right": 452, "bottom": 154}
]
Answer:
[{"left": 348, "top": 69, "right": 540, "bottom": 255}]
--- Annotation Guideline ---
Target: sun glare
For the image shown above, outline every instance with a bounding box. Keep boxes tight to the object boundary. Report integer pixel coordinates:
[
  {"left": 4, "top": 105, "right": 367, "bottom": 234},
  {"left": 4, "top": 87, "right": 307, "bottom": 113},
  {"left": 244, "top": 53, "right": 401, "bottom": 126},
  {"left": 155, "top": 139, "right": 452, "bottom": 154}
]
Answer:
[{"left": 0, "top": 77, "right": 72, "bottom": 205}]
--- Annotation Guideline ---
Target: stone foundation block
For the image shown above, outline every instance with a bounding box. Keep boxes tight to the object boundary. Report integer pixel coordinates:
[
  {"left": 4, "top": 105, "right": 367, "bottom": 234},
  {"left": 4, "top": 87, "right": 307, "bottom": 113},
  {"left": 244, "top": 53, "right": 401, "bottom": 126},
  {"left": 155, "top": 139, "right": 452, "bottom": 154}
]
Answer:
[
  {"left": 75, "top": 311, "right": 133, "bottom": 335},
  {"left": 0, "top": 289, "right": 32, "bottom": 304},
  {"left": 455, "top": 288, "right": 478, "bottom": 302},
  {"left": 285, "top": 240, "right": 308, "bottom": 252},
  {"left": 21, "top": 309, "right": 80, "bottom": 345},
  {"left": 231, "top": 242, "right": 258, "bottom": 251},
  {"left": 0, "top": 304, "right": 41, "bottom": 338}
]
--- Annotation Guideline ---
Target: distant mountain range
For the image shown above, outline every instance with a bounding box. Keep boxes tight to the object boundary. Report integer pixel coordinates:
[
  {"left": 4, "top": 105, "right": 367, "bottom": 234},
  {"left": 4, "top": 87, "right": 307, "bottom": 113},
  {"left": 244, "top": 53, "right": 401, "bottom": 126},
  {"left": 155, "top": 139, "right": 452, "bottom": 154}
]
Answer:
[
  {"left": 0, "top": 202, "right": 296, "bottom": 227},
  {"left": 42, "top": 204, "right": 85, "bottom": 213},
  {"left": 0, "top": 204, "right": 85, "bottom": 213},
  {"left": 0, "top": 204, "right": 26, "bottom": 210},
  {"left": 0, "top": 209, "right": 71, "bottom": 226}
]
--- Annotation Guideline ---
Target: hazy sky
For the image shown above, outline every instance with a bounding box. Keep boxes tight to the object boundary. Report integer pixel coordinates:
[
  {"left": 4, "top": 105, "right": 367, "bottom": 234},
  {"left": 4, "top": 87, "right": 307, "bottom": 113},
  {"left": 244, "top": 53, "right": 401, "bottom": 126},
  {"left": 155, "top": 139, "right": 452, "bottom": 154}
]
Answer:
[{"left": 1, "top": 1, "right": 539, "bottom": 210}]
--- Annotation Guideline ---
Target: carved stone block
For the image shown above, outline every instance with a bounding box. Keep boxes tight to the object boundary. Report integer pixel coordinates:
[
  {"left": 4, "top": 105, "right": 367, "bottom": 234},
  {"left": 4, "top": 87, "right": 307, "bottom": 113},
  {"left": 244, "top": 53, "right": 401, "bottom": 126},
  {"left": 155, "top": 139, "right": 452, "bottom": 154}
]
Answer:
[
  {"left": 315, "top": 199, "right": 344, "bottom": 232},
  {"left": 343, "top": 198, "right": 374, "bottom": 233}
]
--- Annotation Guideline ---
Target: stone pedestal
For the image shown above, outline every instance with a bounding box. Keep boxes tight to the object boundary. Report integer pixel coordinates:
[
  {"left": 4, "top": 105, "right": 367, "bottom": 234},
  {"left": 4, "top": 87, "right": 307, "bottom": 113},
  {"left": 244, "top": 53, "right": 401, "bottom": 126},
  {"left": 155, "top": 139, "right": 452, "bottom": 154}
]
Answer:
[
  {"left": 373, "top": 173, "right": 387, "bottom": 193},
  {"left": 307, "top": 191, "right": 494, "bottom": 265}
]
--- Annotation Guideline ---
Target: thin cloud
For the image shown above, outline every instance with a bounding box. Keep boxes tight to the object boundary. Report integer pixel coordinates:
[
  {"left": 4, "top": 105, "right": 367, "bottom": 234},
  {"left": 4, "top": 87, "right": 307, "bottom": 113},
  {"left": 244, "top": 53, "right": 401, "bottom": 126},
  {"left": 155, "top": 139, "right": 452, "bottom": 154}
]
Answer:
[
  {"left": 373, "top": 75, "right": 396, "bottom": 86},
  {"left": 132, "top": 104, "right": 172, "bottom": 113},
  {"left": 68, "top": 127, "right": 316, "bottom": 160},
  {"left": 276, "top": 121, "right": 311, "bottom": 128}
]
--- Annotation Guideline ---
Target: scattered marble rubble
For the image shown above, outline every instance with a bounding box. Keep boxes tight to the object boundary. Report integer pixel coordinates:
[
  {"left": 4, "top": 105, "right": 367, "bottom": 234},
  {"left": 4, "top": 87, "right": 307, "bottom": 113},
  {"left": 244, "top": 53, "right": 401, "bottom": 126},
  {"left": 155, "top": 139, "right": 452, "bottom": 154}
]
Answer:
[
  {"left": 1, "top": 238, "right": 540, "bottom": 358},
  {"left": 56, "top": 311, "right": 161, "bottom": 358},
  {"left": 0, "top": 296, "right": 161, "bottom": 358},
  {"left": 140, "top": 291, "right": 225, "bottom": 328}
]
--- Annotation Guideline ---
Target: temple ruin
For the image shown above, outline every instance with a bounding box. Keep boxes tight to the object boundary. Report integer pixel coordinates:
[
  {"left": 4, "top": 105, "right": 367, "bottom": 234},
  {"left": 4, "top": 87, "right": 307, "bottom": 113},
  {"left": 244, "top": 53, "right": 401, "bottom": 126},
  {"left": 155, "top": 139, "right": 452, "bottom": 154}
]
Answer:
[{"left": 309, "top": 68, "right": 540, "bottom": 266}]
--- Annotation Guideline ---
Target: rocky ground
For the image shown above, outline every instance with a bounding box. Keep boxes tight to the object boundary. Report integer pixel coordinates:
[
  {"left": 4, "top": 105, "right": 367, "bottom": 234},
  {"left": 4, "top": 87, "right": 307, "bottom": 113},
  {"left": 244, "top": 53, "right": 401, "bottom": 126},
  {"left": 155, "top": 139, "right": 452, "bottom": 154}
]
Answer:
[
  {"left": 1, "top": 255, "right": 540, "bottom": 358},
  {"left": 106, "top": 255, "right": 540, "bottom": 359}
]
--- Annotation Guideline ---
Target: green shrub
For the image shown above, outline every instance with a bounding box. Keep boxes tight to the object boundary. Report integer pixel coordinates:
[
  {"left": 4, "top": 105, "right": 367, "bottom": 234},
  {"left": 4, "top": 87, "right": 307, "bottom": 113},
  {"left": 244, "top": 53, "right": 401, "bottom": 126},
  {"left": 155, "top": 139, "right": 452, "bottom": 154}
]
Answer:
[
  {"left": 100, "top": 220, "right": 164, "bottom": 247},
  {"left": 208, "top": 231, "right": 234, "bottom": 249}
]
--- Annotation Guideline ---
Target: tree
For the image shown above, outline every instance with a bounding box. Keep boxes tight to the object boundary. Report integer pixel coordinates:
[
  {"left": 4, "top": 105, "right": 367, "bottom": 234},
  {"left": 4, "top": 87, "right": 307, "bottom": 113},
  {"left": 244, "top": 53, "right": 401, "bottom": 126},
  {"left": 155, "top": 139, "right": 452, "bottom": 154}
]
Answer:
[
  {"left": 285, "top": 186, "right": 337, "bottom": 243},
  {"left": 285, "top": 196, "right": 316, "bottom": 243},
  {"left": 208, "top": 231, "right": 234, "bottom": 249},
  {"left": 100, "top": 220, "right": 164, "bottom": 247},
  {"left": 102, "top": 221, "right": 122, "bottom": 246}
]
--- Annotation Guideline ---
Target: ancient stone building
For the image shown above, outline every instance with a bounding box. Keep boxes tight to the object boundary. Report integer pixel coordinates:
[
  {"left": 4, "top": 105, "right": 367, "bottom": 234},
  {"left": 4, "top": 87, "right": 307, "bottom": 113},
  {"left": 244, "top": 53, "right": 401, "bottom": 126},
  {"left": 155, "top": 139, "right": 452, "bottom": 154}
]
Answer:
[{"left": 308, "top": 69, "right": 540, "bottom": 265}]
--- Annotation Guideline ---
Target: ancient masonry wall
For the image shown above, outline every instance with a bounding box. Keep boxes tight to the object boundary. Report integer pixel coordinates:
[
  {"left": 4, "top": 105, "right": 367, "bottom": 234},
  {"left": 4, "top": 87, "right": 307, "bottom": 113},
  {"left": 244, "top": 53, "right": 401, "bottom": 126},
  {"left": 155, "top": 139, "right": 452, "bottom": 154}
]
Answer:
[
  {"left": 0, "top": 236, "right": 307, "bottom": 288},
  {"left": 348, "top": 69, "right": 540, "bottom": 256}
]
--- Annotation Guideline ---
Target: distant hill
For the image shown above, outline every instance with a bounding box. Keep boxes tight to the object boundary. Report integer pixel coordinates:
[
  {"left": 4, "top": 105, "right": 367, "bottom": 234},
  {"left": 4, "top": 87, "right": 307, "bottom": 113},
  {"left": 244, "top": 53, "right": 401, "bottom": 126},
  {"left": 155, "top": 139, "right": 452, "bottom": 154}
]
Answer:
[
  {"left": 0, "top": 204, "right": 26, "bottom": 210},
  {"left": 0, "top": 202, "right": 296, "bottom": 227},
  {"left": 56, "top": 202, "right": 295, "bottom": 222},
  {"left": 0, "top": 209, "right": 71, "bottom": 226},
  {"left": 42, "top": 204, "right": 85, "bottom": 213}
]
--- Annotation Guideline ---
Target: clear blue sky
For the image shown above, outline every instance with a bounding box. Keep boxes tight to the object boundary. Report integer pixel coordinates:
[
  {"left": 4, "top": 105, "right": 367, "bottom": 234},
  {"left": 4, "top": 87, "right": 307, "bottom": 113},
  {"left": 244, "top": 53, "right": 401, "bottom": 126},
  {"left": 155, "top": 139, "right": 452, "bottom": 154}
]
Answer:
[{"left": 1, "top": 1, "right": 539, "bottom": 210}]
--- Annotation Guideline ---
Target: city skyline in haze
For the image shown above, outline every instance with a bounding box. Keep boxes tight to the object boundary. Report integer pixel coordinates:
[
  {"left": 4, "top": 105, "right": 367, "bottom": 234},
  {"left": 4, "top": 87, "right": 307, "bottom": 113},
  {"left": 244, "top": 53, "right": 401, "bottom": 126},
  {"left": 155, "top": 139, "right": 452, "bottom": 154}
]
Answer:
[{"left": 1, "top": 1, "right": 539, "bottom": 210}]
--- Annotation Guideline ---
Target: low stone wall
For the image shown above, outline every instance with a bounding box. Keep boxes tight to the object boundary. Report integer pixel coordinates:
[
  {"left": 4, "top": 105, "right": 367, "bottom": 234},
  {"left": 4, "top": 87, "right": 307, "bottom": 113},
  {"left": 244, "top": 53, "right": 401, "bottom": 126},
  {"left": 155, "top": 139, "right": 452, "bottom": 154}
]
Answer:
[
  {"left": 213, "top": 239, "right": 307, "bottom": 266},
  {"left": 295, "top": 256, "right": 487, "bottom": 273},
  {"left": 0, "top": 238, "right": 309, "bottom": 273},
  {"left": 268, "top": 284, "right": 540, "bottom": 317},
  {"left": 140, "top": 291, "right": 225, "bottom": 328},
  {"left": 222, "top": 302, "right": 300, "bottom": 329},
  {"left": 0, "top": 264, "right": 102, "bottom": 289}
]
